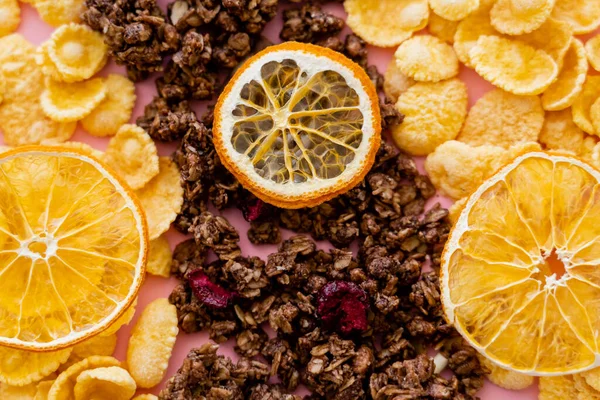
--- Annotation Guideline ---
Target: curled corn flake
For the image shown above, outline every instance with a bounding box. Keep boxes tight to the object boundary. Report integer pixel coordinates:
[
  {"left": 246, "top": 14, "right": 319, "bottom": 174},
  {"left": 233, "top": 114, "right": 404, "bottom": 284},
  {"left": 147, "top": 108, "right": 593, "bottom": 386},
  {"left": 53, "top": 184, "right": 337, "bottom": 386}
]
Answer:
[
  {"left": 469, "top": 35, "right": 558, "bottom": 95},
  {"left": 73, "top": 366, "right": 136, "bottom": 400},
  {"left": 478, "top": 356, "right": 534, "bottom": 390},
  {"left": 539, "top": 109, "right": 587, "bottom": 154},
  {"left": 490, "top": 0, "right": 555, "bottom": 35},
  {"left": 542, "top": 39, "right": 588, "bottom": 111},
  {"left": 73, "top": 334, "right": 118, "bottom": 360},
  {"left": 127, "top": 298, "right": 178, "bottom": 388},
  {"left": 81, "top": 74, "right": 136, "bottom": 137},
  {"left": 591, "top": 98, "right": 600, "bottom": 135},
  {"left": 34, "top": 0, "right": 84, "bottom": 28},
  {"left": 582, "top": 368, "right": 600, "bottom": 392},
  {"left": 383, "top": 60, "right": 415, "bottom": 103},
  {"left": 147, "top": 235, "right": 173, "bottom": 278},
  {"left": 0, "top": 0, "right": 20, "bottom": 38},
  {"left": 517, "top": 17, "right": 572, "bottom": 66},
  {"left": 428, "top": 13, "right": 459, "bottom": 44},
  {"left": 448, "top": 197, "right": 467, "bottom": 224},
  {"left": 572, "top": 76, "right": 600, "bottom": 135},
  {"left": 539, "top": 376, "right": 578, "bottom": 400},
  {"left": 105, "top": 124, "right": 159, "bottom": 189},
  {"left": 35, "top": 42, "right": 68, "bottom": 82},
  {"left": 48, "top": 24, "right": 107, "bottom": 82},
  {"left": 0, "top": 347, "right": 72, "bottom": 387},
  {"left": 0, "top": 381, "right": 38, "bottom": 399},
  {"left": 453, "top": 3, "right": 496, "bottom": 67},
  {"left": 344, "top": 0, "right": 429, "bottom": 47},
  {"left": 392, "top": 78, "right": 468, "bottom": 156},
  {"left": 574, "top": 374, "right": 600, "bottom": 399},
  {"left": 0, "top": 34, "right": 41, "bottom": 103},
  {"left": 552, "top": 0, "right": 600, "bottom": 34},
  {"left": 458, "top": 89, "right": 544, "bottom": 148},
  {"left": 429, "top": 0, "right": 479, "bottom": 21},
  {"left": 136, "top": 157, "right": 184, "bottom": 240},
  {"left": 48, "top": 356, "right": 120, "bottom": 400},
  {"left": 586, "top": 35, "right": 600, "bottom": 72},
  {"left": 133, "top": 396, "right": 158, "bottom": 400},
  {"left": 41, "top": 77, "right": 107, "bottom": 122},
  {"left": 394, "top": 35, "right": 459, "bottom": 82},
  {"left": 35, "top": 381, "right": 54, "bottom": 400}
]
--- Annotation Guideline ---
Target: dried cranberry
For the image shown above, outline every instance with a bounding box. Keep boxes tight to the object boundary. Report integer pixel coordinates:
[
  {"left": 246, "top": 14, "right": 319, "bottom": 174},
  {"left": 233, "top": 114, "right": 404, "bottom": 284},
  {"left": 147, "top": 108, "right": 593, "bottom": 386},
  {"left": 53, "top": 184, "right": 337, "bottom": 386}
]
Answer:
[
  {"left": 317, "top": 281, "right": 369, "bottom": 335},
  {"left": 188, "top": 270, "right": 237, "bottom": 309},
  {"left": 240, "top": 196, "right": 276, "bottom": 222}
]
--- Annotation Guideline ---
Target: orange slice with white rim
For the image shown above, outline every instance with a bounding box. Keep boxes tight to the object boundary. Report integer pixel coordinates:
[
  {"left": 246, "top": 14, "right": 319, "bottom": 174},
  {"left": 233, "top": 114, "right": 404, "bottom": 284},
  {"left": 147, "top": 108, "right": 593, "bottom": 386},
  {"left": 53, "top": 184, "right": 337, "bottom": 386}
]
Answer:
[
  {"left": 442, "top": 151, "right": 600, "bottom": 375},
  {"left": 0, "top": 146, "right": 147, "bottom": 351},
  {"left": 213, "top": 42, "right": 381, "bottom": 208}
]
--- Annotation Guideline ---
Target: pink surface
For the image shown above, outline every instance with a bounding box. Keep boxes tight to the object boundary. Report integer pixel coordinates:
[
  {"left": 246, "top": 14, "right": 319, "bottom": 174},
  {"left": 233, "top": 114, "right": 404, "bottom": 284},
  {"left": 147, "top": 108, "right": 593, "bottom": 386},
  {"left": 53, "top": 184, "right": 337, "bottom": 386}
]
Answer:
[{"left": 12, "top": 1, "right": 600, "bottom": 398}]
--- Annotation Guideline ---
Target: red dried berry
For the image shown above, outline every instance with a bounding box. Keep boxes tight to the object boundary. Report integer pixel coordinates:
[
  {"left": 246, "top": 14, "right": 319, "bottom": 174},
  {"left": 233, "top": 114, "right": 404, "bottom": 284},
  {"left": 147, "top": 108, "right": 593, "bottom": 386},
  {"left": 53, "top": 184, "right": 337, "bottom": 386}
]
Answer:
[
  {"left": 240, "top": 197, "right": 274, "bottom": 222},
  {"left": 317, "top": 280, "right": 369, "bottom": 335},
  {"left": 188, "top": 270, "right": 237, "bottom": 309}
]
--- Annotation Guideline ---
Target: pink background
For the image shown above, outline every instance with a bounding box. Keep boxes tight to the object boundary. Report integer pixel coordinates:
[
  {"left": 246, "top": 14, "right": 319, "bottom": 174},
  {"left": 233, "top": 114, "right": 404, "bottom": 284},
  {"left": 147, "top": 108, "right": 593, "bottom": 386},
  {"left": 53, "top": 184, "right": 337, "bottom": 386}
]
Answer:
[{"left": 11, "top": 1, "right": 600, "bottom": 397}]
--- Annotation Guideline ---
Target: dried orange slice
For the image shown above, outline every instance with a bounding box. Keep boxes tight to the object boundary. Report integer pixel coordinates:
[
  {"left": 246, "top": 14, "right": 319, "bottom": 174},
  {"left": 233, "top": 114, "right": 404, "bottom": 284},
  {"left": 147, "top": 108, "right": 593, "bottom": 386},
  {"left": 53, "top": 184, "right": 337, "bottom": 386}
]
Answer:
[
  {"left": 442, "top": 151, "right": 600, "bottom": 375},
  {"left": 0, "top": 146, "right": 147, "bottom": 351},
  {"left": 213, "top": 42, "right": 381, "bottom": 208}
]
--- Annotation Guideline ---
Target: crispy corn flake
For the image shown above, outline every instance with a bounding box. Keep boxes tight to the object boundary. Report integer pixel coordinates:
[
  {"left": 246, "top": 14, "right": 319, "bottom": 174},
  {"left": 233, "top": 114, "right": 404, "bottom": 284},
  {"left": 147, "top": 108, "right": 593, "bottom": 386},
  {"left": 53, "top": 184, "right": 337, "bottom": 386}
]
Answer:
[
  {"left": 542, "top": 39, "right": 588, "bottom": 111},
  {"left": 448, "top": 197, "right": 467, "bottom": 224},
  {"left": 469, "top": 35, "right": 558, "bottom": 95},
  {"left": 490, "top": 0, "right": 555, "bottom": 35},
  {"left": 394, "top": 35, "right": 459, "bottom": 82},
  {"left": 0, "top": 347, "right": 71, "bottom": 387},
  {"left": 453, "top": 2, "right": 497, "bottom": 67},
  {"left": 101, "top": 300, "right": 137, "bottom": 337},
  {"left": 574, "top": 374, "right": 600, "bottom": 399},
  {"left": 517, "top": 18, "right": 572, "bottom": 66},
  {"left": 81, "top": 74, "right": 136, "bottom": 137},
  {"left": 0, "top": 381, "right": 38, "bottom": 399},
  {"left": 383, "top": 60, "right": 416, "bottom": 103},
  {"left": 0, "top": 34, "right": 41, "bottom": 102},
  {"left": 392, "top": 78, "right": 468, "bottom": 156},
  {"left": 572, "top": 76, "right": 600, "bottom": 135},
  {"left": 591, "top": 98, "right": 600, "bottom": 135},
  {"left": 539, "top": 376, "right": 578, "bottom": 400},
  {"left": 136, "top": 157, "right": 184, "bottom": 240},
  {"left": 0, "top": 0, "right": 20, "bottom": 38},
  {"left": 540, "top": 110, "right": 587, "bottom": 154},
  {"left": 48, "top": 356, "right": 120, "bottom": 400},
  {"left": 428, "top": 13, "right": 459, "bottom": 44},
  {"left": 133, "top": 395, "right": 158, "bottom": 400},
  {"left": 35, "top": 42, "right": 68, "bottom": 82},
  {"left": 552, "top": 0, "right": 600, "bottom": 35},
  {"left": 52, "top": 141, "right": 104, "bottom": 158},
  {"left": 147, "top": 235, "right": 173, "bottom": 278},
  {"left": 429, "top": 0, "right": 479, "bottom": 21},
  {"left": 344, "top": 0, "right": 429, "bottom": 47},
  {"left": 582, "top": 368, "right": 600, "bottom": 392},
  {"left": 586, "top": 35, "right": 600, "bottom": 72},
  {"left": 104, "top": 124, "right": 160, "bottom": 190},
  {"left": 34, "top": 0, "right": 84, "bottom": 28},
  {"left": 34, "top": 381, "right": 54, "bottom": 400},
  {"left": 73, "top": 367, "right": 136, "bottom": 400},
  {"left": 41, "top": 77, "right": 107, "bottom": 123},
  {"left": 478, "top": 356, "right": 534, "bottom": 390},
  {"left": 48, "top": 24, "right": 107, "bottom": 82},
  {"left": 458, "top": 89, "right": 544, "bottom": 148},
  {"left": 0, "top": 72, "right": 5, "bottom": 105},
  {"left": 127, "top": 298, "right": 178, "bottom": 388},
  {"left": 59, "top": 334, "right": 118, "bottom": 373}
]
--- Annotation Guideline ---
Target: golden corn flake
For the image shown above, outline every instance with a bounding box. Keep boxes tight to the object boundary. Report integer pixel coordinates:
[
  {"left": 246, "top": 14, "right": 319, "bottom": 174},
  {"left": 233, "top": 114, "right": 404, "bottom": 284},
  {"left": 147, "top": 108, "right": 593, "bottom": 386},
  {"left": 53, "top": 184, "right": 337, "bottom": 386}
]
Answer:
[
  {"left": 136, "top": 157, "right": 184, "bottom": 240},
  {"left": 539, "top": 109, "right": 587, "bottom": 154},
  {"left": 394, "top": 35, "right": 459, "bottom": 82},
  {"left": 133, "top": 396, "right": 158, "bottom": 400},
  {"left": 453, "top": 0, "right": 497, "bottom": 66},
  {"left": 0, "top": 34, "right": 41, "bottom": 103},
  {"left": 48, "top": 24, "right": 107, "bottom": 82},
  {"left": 582, "top": 368, "right": 600, "bottom": 392},
  {"left": 542, "top": 39, "right": 588, "bottom": 111},
  {"left": 478, "top": 356, "right": 534, "bottom": 390},
  {"left": 572, "top": 76, "right": 600, "bottom": 135},
  {"left": 41, "top": 77, "right": 107, "bottom": 122},
  {"left": 73, "top": 366, "right": 136, "bottom": 400},
  {"left": 101, "top": 300, "right": 137, "bottom": 337},
  {"left": 491, "top": 0, "right": 555, "bottom": 35},
  {"left": 458, "top": 89, "right": 544, "bottom": 148},
  {"left": 147, "top": 235, "right": 173, "bottom": 278},
  {"left": 0, "top": 72, "right": 5, "bottom": 105},
  {"left": 127, "top": 298, "right": 178, "bottom": 388},
  {"left": 586, "top": 35, "right": 600, "bottom": 72},
  {"left": 469, "top": 35, "right": 558, "bottom": 95},
  {"left": 591, "top": 98, "right": 600, "bottom": 135},
  {"left": 48, "top": 356, "right": 120, "bottom": 400},
  {"left": 0, "top": 381, "right": 38, "bottom": 399},
  {"left": 59, "top": 334, "right": 118, "bottom": 372},
  {"left": 552, "top": 0, "right": 600, "bottom": 35},
  {"left": 448, "top": 197, "right": 467, "bottom": 224},
  {"left": 344, "top": 0, "right": 429, "bottom": 47},
  {"left": 539, "top": 376, "right": 578, "bottom": 400},
  {"left": 383, "top": 60, "right": 416, "bottom": 103},
  {"left": 34, "top": 381, "right": 54, "bottom": 400},
  {"left": 0, "top": 347, "right": 71, "bottom": 387},
  {"left": 34, "top": 0, "right": 84, "bottom": 28},
  {"left": 428, "top": 13, "right": 459, "bottom": 44},
  {"left": 429, "top": 0, "right": 479, "bottom": 21},
  {"left": 35, "top": 42, "right": 68, "bottom": 82},
  {"left": 105, "top": 124, "right": 160, "bottom": 190},
  {"left": 517, "top": 17, "right": 572, "bottom": 66},
  {"left": 0, "top": 0, "right": 20, "bottom": 38},
  {"left": 392, "top": 78, "right": 468, "bottom": 156},
  {"left": 573, "top": 374, "right": 600, "bottom": 399},
  {"left": 81, "top": 74, "right": 136, "bottom": 137}
]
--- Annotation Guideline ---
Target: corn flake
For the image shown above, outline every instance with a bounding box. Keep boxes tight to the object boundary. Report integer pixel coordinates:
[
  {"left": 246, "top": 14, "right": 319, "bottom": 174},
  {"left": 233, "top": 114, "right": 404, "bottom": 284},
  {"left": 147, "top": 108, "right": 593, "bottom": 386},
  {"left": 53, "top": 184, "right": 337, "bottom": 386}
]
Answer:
[
  {"left": 48, "top": 356, "right": 120, "bottom": 400},
  {"left": 574, "top": 374, "right": 600, "bottom": 399},
  {"left": 41, "top": 77, "right": 107, "bottom": 123},
  {"left": 470, "top": 35, "right": 558, "bottom": 95},
  {"left": 101, "top": 300, "right": 137, "bottom": 337},
  {"left": 478, "top": 356, "right": 534, "bottom": 390},
  {"left": 0, "top": 72, "right": 5, "bottom": 105},
  {"left": 552, "top": 0, "right": 600, "bottom": 35},
  {"left": 392, "top": 78, "right": 468, "bottom": 156},
  {"left": 540, "top": 110, "right": 587, "bottom": 154},
  {"left": 344, "top": 0, "right": 429, "bottom": 47},
  {"left": 73, "top": 366, "right": 136, "bottom": 400},
  {"left": 448, "top": 197, "right": 467, "bottom": 224},
  {"left": 591, "top": 98, "right": 600, "bottom": 135},
  {"left": 428, "top": 13, "right": 459, "bottom": 44},
  {"left": 458, "top": 89, "right": 544, "bottom": 148},
  {"left": 0, "top": 381, "right": 38, "bottom": 399},
  {"left": 542, "top": 39, "right": 588, "bottom": 111},
  {"left": 0, "top": 34, "right": 41, "bottom": 103},
  {"left": 586, "top": 35, "right": 600, "bottom": 72},
  {"left": 59, "top": 334, "right": 118, "bottom": 373},
  {"left": 136, "top": 157, "right": 184, "bottom": 240},
  {"left": 53, "top": 141, "right": 104, "bottom": 158},
  {"left": 35, "top": 42, "right": 67, "bottom": 82},
  {"left": 582, "top": 368, "right": 600, "bottom": 392},
  {"left": 147, "top": 235, "right": 173, "bottom": 278},
  {"left": 383, "top": 60, "right": 415, "bottom": 103},
  {"left": 34, "top": 381, "right": 54, "bottom": 400},
  {"left": 104, "top": 124, "right": 159, "bottom": 190},
  {"left": 81, "top": 74, "right": 136, "bottom": 137},
  {"left": 48, "top": 24, "right": 107, "bottom": 82},
  {"left": 127, "top": 298, "right": 178, "bottom": 388},
  {"left": 539, "top": 376, "right": 578, "bottom": 400},
  {"left": 133, "top": 396, "right": 158, "bottom": 400},
  {"left": 491, "top": 0, "right": 555, "bottom": 35},
  {"left": 453, "top": 1, "right": 497, "bottom": 67},
  {"left": 572, "top": 76, "right": 600, "bottom": 135},
  {"left": 0, "top": 0, "right": 19, "bottom": 38},
  {"left": 429, "top": 0, "right": 479, "bottom": 21},
  {"left": 517, "top": 17, "right": 572, "bottom": 66},
  {"left": 394, "top": 35, "right": 459, "bottom": 82},
  {"left": 0, "top": 347, "right": 71, "bottom": 387},
  {"left": 34, "top": 0, "right": 84, "bottom": 28}
]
